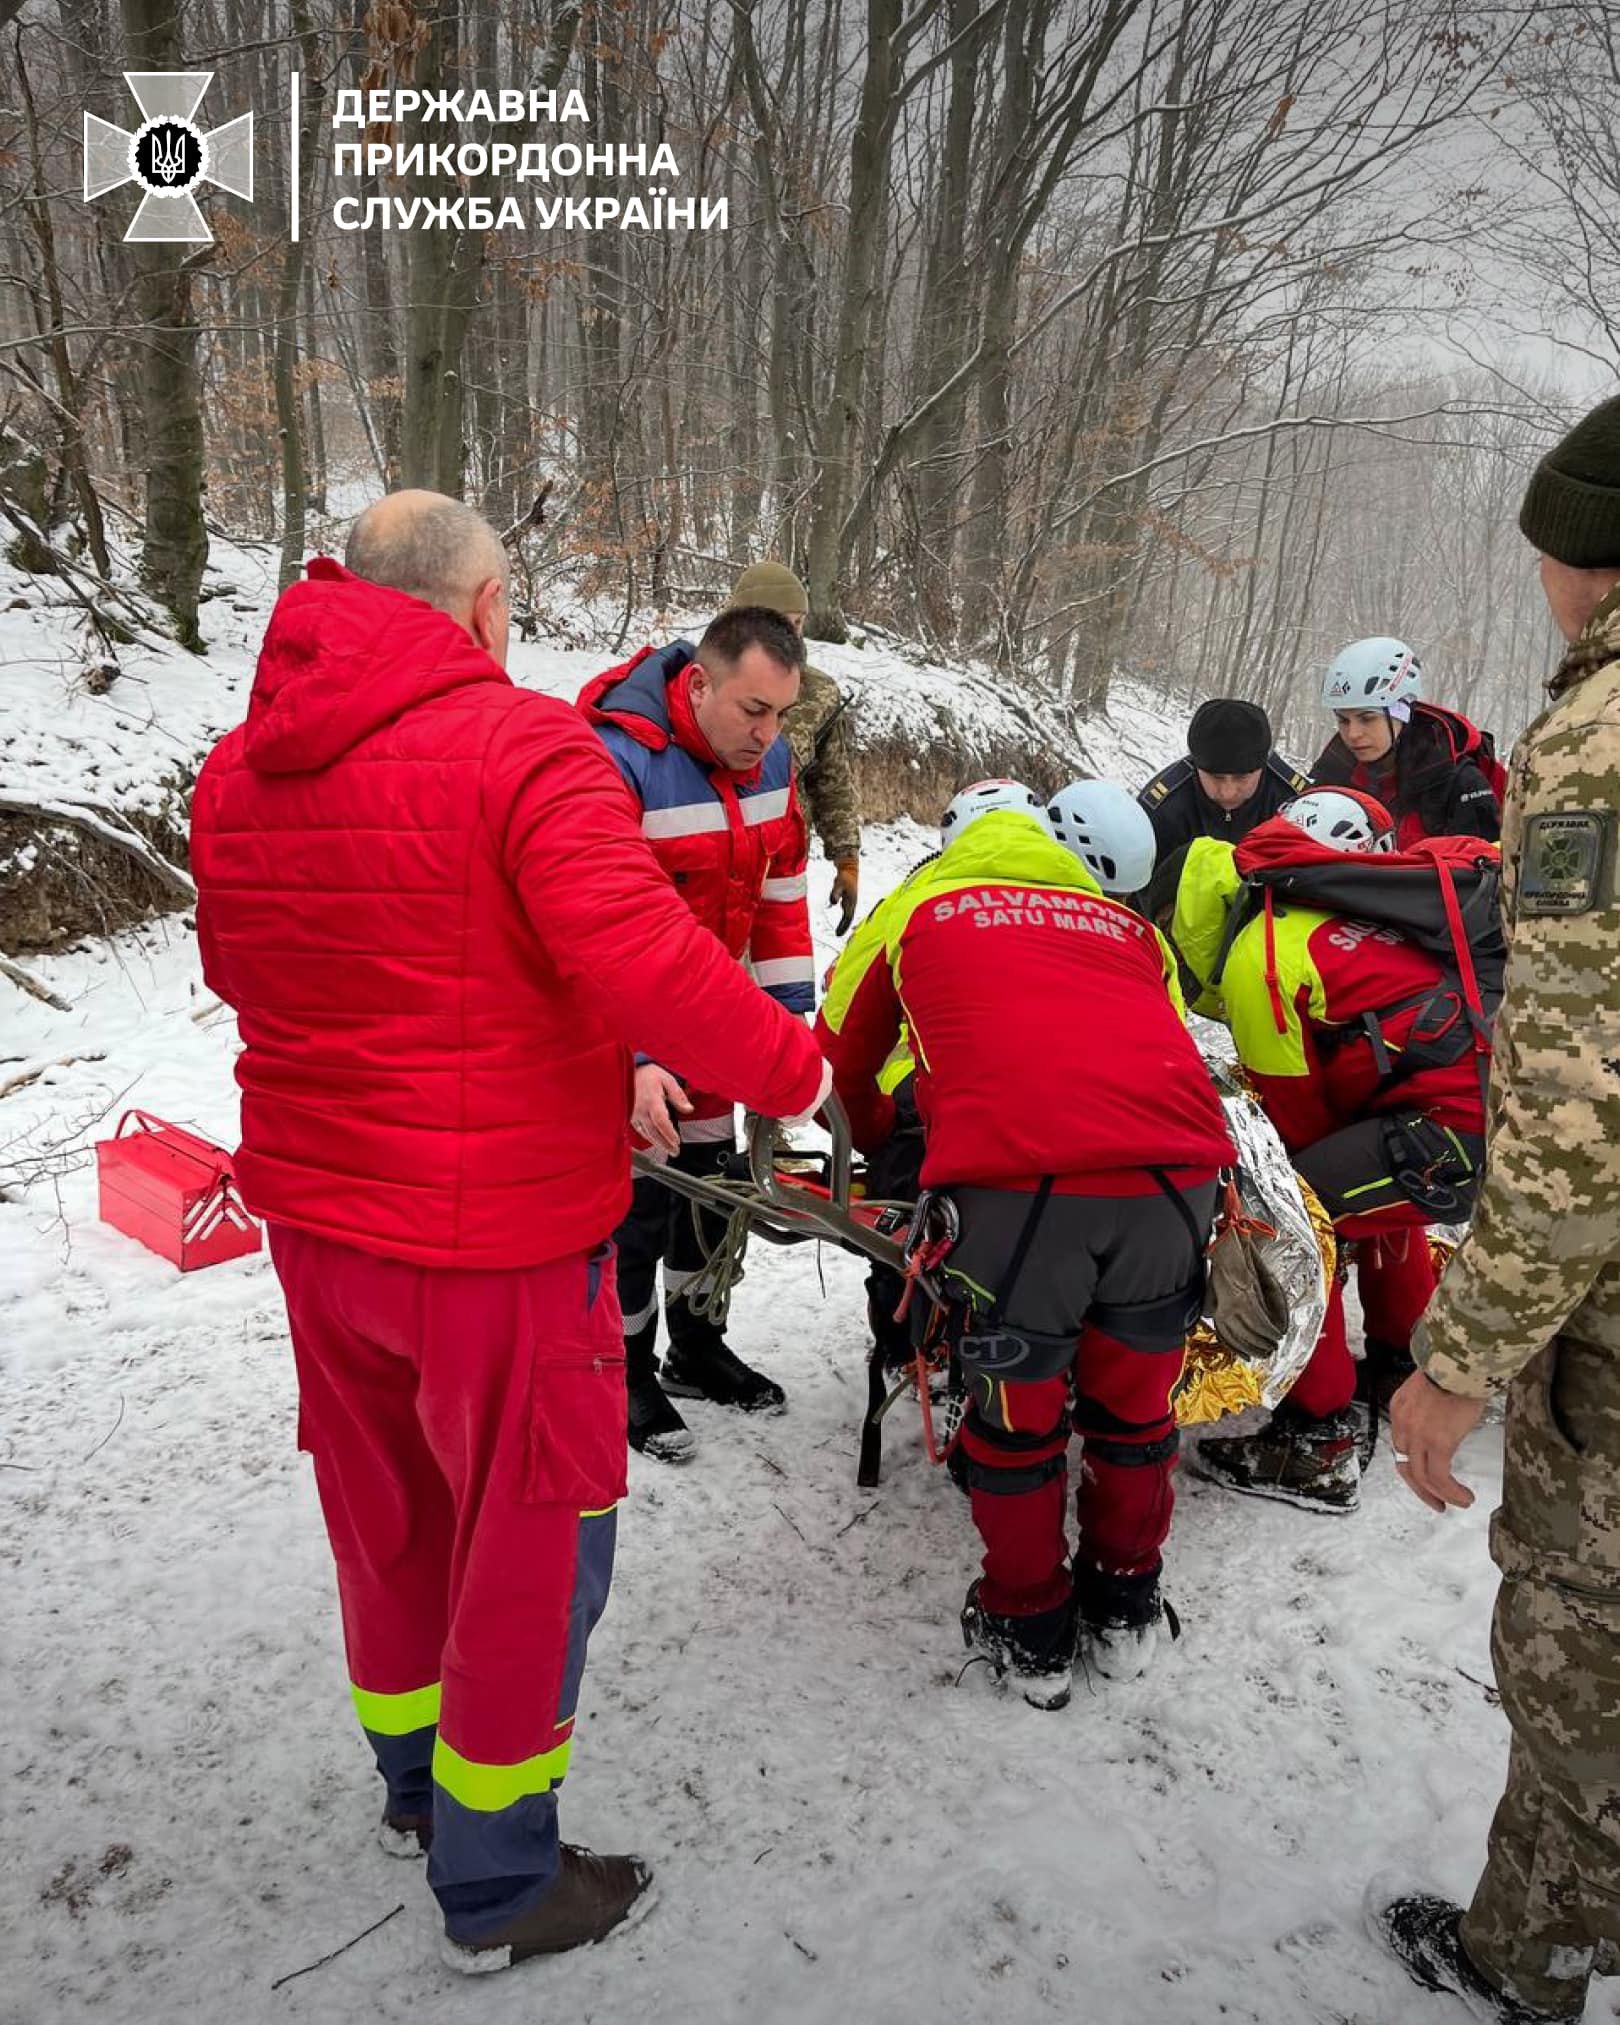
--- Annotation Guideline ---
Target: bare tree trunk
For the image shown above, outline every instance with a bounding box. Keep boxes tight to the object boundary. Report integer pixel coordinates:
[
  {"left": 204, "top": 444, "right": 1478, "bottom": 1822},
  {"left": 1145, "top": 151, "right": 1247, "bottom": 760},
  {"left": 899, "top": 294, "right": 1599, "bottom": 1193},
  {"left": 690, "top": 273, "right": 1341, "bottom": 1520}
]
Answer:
[
  {"left": 802, "top": 0, "right": 903, "bottom": 637},
  {"left": 275, "top": 0, "right": 324, "bottom": 589},
  {"left": 119, "top": 0, "right": 208, "bottom": 647}
]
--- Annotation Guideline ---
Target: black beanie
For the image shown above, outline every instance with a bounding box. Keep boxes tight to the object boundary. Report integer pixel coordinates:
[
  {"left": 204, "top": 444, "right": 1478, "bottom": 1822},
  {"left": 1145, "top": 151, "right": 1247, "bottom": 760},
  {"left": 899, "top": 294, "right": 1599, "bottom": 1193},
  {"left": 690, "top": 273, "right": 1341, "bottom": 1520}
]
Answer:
[
  {"left": 1187, "top": 698, "right": 1271, "bottom": 773},
  {"left": 1519, "top": 394, "right": 1620, "bottom": 568}
]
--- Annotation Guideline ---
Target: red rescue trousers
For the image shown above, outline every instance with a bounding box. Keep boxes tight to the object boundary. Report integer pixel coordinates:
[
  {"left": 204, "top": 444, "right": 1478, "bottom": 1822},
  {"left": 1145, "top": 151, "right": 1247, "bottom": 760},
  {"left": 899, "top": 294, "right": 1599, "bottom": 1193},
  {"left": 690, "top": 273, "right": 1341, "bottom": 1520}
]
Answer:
[
  {"left": 1288, "top": 1112, "right": 1484, "bottom": 1420},
  {"left": 270, "top": 1224, "right": 627, "bottom": 1943}
]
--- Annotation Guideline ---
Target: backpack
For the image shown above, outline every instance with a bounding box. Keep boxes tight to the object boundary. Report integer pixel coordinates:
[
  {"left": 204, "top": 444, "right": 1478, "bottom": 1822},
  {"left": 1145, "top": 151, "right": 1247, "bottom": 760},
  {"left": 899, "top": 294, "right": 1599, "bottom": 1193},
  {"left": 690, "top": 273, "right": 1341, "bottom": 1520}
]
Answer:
[
  {"left": 1211, "top": 827, "right": 1504, "bottom": 1100},
  {"left": 1417, "top": 703, "right": 1509, "bottom": 811}
]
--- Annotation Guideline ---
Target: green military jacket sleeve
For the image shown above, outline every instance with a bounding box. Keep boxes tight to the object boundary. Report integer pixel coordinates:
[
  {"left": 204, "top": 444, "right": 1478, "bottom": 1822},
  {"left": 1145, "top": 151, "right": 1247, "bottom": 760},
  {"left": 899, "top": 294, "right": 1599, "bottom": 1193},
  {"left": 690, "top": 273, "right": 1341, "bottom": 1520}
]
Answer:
[
  {"left": 784, "top": 662, "right": 861, "bottom": 862},
  {"left": 1416, "top": 586, "right": 1620, "bottom": 1395}
]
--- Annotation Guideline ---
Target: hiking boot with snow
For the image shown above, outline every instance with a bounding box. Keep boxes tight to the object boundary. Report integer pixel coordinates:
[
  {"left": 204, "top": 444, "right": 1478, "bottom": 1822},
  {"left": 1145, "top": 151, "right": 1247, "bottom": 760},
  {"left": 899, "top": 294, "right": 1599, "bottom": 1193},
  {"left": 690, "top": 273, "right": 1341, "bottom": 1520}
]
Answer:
[
  {"left": 1189, "top": 1403, "right": 1361, "bottom": 1514},
  {"left": 1367, "top": 1892, "right": 1583, "bottom": 2024},
  {"left": 662, "top": 1335, "right": 786, "bottom": 1413},
  {"left": 625, "top": 1318, "right": 696, "bottom": 1463},
  {"left": 627, "top": 1369, "right": 696, "bottom": 1463},
  {"left": 960, "top": 1579, "right": 1075, "bottom": 1711},
  {"left": 441, "top": 1845, "right": 655, "bottom": 1974},
  {"left": 377, "top": 1808, "right": 432, "bottom": 1857},
  {"left": 1075, "top": 1564, "right": 1176, "bottom": 1682}
]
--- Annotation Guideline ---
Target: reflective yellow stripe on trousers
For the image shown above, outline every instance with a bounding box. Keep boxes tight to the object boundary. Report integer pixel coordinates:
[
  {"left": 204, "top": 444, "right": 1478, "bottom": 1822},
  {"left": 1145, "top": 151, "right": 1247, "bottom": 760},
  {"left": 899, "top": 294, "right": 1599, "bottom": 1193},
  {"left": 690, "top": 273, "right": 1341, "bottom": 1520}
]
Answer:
[{"left": 350, "top": 1680, "right": 441, "bottom": 1735}]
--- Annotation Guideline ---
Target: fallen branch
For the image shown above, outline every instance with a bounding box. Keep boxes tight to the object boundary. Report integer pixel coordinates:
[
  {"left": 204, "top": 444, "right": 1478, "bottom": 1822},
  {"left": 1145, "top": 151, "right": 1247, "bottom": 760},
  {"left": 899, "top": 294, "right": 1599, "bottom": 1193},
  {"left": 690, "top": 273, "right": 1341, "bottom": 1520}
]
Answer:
[
  {"left": 0, "top": 495, "right": 169, "bottom": 645},
  {"left": 269, "top": 1903, "right": 405, "bottom": 1992},
  {"left": 1, "top": 1052, "right": 106, "bottom": 1100},
  {"left": 0, "top": 788, "right": 196, "bottom": 902},
  {"left": 0, "top": 953, "right": 72, "bottom": 1012}
]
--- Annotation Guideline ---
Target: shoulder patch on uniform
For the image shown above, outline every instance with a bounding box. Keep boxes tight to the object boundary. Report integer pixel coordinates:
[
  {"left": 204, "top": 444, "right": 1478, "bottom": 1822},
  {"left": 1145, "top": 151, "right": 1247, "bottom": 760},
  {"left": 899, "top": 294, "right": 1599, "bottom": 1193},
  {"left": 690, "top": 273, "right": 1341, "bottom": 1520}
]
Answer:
[
  {"left": 1142, "top": 757, "right": 1192, "bottom": 807},
  {"left": 1267, "top": 754, "right": 1310, "bottom": 793},
  {"left": 1521, "top": 811, "right": 1612, "bottom": 916}
]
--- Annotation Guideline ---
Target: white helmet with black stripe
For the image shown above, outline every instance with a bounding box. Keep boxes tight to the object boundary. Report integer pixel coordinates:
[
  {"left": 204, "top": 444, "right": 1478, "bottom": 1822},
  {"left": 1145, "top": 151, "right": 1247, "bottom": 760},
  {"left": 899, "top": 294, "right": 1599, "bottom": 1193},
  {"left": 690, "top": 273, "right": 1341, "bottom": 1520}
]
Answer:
[
  {"left": 1322, "top": 636, "right": 1423, "bottom": 714},
  {"left": 940, "top": 779, "right": 1053, "bottom": 845}
]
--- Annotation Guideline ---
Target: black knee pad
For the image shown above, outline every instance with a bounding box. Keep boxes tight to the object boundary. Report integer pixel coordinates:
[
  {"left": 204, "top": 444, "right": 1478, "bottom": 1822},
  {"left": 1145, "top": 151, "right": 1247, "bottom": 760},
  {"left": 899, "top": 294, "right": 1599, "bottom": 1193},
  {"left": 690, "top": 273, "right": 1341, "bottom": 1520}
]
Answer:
[
  {"left": 1083, "top": 1427, "right": 1179, "bottom": 1469},
  {"left": 962, "top": 1442, "right": 1068, "bottom": 1497}
]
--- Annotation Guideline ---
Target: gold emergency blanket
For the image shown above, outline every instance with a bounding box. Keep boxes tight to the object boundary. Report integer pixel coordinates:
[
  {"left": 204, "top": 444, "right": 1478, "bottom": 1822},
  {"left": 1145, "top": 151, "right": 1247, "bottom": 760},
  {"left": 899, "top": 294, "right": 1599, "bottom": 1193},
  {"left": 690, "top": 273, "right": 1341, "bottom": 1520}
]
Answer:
[{"left": 1173, "top": 1071, "right": 1337, "bottom": 1427}]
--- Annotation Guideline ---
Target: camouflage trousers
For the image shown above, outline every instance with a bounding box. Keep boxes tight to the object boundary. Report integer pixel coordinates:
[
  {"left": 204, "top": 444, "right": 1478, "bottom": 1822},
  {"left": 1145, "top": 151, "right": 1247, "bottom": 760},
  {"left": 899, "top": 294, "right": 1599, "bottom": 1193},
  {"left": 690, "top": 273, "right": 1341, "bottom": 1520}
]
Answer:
[{"left": 1462, "top": 1331, "right": 1620, "bottom": 2018}]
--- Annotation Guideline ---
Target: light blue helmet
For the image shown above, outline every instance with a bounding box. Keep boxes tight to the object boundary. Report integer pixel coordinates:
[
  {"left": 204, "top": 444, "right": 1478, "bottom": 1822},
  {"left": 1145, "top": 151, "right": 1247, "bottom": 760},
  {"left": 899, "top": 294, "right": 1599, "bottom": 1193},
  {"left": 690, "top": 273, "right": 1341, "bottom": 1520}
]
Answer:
[{"left": 1046, "top": 779, "right": 1157, "bottom": 893}]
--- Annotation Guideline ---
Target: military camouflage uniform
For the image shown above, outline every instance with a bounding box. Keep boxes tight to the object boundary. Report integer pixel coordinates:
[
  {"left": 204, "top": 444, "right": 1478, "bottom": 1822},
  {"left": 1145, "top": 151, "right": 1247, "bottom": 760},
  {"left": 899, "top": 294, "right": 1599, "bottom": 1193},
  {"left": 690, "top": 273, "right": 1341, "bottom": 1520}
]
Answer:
[
  {"left": 1413, "top": 583, "right": 1620, "bottom": 2020},
  {"left": 783, "top": 663, "right": 860, "bottom": 865}
]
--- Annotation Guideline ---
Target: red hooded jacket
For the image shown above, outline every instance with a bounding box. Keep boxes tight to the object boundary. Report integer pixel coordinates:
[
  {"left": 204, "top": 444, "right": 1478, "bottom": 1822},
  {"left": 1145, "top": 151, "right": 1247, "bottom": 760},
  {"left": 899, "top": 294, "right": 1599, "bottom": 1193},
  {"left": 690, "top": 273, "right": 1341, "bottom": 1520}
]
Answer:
[{"left": 190, "top": 560, "right": 824, "bottom": 1269}]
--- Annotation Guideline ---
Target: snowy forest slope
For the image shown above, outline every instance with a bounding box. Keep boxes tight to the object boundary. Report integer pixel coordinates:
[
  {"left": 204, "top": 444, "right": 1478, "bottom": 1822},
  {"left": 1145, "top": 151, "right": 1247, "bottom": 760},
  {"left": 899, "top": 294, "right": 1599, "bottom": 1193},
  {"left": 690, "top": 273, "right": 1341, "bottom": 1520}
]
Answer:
[{"left": 0, "top": 556, "right": 1545, "bottom": 2025}]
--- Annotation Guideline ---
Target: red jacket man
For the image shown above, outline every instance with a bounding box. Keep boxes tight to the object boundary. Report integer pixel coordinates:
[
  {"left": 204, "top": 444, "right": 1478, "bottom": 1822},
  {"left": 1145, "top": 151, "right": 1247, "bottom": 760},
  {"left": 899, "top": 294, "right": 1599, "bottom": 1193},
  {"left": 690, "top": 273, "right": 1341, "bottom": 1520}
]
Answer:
[
  {"left": 190, "top": 496, "right": 826, "bottom": 1974},
  {"left": 578, "top": 609, "right": 816, "bottom": 1457}
]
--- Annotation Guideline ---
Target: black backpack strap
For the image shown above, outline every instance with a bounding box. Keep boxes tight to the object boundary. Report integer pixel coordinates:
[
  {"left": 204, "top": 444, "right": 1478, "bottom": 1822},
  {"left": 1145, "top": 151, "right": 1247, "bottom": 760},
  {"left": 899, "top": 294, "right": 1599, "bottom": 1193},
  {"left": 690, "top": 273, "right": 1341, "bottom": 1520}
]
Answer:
[
  {"left": 1145, "top": 1166, "right": 1207, "bottom": 1254},
  {"left": 985, "top": 1174, "right": 1056, "bottom": 1326},
  {"left": 1208, "top": 878, "right": 1263, "bottom": 990}
]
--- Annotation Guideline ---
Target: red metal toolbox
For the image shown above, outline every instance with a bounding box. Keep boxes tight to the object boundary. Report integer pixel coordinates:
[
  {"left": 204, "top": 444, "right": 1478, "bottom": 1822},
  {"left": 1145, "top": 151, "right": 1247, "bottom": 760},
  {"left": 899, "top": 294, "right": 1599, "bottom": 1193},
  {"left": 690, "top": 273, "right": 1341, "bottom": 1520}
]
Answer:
[{"left": 95, "top": 1110, "right": 262, "bottom": 1271}]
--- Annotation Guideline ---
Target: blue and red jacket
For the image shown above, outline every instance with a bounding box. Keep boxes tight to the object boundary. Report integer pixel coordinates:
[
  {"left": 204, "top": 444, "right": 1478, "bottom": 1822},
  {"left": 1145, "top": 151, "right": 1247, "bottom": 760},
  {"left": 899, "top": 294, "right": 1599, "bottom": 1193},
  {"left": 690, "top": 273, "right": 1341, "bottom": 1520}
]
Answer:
[{"left": 579, "top": 643, "right": 815, "bottom": 1021}]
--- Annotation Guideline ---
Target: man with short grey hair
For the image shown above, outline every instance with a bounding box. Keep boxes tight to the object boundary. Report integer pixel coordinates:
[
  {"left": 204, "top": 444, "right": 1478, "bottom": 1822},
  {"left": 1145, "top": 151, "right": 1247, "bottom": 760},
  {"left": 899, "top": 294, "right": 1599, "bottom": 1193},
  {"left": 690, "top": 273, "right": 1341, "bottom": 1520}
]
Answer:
[
  {"left": 345, "top": 488, "right": 511, "bottom": 655},
  {"left": 191, "top": 488, "right": 829, "bottom": 1973}
]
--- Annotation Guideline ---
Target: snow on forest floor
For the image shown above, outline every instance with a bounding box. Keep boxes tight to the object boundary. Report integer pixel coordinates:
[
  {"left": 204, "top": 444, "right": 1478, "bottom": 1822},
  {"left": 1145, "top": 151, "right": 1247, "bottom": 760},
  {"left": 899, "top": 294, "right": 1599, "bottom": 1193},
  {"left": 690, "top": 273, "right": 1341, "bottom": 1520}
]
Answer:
[
  {"left": 0, "top": 531, "right": 1177, "bottom": 819},
  {"left": 1, "top": 817, "right": 1596, "bottom": 2025},
  {"left": 1, "top": 553, "right": 1601, "bottom": 2023}
]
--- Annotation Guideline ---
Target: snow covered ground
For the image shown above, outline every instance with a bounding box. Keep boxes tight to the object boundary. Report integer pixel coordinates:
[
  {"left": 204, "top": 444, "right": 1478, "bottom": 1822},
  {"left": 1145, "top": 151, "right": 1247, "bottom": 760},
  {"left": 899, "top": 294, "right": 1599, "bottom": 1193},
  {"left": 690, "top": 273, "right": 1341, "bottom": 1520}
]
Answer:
[
  {"left": 0, "top": 550, "right": 1585, "bottom": 2024},
  {"left": 0, "top": 531, "right": 1173, "bottom": 831},
  {"left": 1, "top": 810, "right": 1558, "bottom": 2025}
]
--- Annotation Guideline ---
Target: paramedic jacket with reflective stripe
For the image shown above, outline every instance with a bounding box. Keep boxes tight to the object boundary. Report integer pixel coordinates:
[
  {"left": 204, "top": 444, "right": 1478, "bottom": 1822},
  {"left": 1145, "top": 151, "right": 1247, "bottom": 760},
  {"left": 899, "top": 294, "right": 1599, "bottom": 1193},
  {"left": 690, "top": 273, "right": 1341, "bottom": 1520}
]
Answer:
[
  {"left": 578, "top": 643, "right": 815, "bottom": 1015},
  {"left": 1168, "top": 834, "right": 1489, "bottom": 1152},
  {"left": 817, "top": 812, "right": 1234, "bottom": 1192}
]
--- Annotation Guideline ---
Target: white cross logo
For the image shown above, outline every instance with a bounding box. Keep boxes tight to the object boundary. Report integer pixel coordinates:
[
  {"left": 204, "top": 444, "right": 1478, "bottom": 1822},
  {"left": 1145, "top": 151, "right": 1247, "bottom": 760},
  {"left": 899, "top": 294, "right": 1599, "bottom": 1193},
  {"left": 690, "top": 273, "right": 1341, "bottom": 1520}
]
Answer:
[{"left": 83, "top": 73, "right": 253, "bottom": 244}]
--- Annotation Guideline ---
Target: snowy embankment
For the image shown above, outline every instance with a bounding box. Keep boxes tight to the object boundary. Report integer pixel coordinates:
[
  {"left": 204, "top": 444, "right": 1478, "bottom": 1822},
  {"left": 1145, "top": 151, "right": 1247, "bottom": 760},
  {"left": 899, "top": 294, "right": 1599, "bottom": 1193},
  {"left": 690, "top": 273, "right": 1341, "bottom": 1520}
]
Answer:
[
  {"left": 1, "top": 554, "right": 1543, "bottom": 2025},
  {"left": 1, "top": 531, "right": 1171, "bottom": 949}
]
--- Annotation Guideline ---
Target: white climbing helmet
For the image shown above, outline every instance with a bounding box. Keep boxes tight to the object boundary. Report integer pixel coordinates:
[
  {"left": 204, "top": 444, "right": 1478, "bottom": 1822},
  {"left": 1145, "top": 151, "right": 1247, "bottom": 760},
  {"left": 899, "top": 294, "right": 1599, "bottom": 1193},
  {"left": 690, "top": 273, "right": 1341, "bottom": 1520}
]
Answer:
[
  {"left": 1279, "top": 787, "right": 1398, "bottom": 855},
  {"left": 939, "top": 779, "right": 1053, "bottom": 845},
  {"left": 1321, "top": 636, "right": 1423, "bottom": 714},
  {"left": 1046, "top": 778, "right": 1158, "bottom": 893}
]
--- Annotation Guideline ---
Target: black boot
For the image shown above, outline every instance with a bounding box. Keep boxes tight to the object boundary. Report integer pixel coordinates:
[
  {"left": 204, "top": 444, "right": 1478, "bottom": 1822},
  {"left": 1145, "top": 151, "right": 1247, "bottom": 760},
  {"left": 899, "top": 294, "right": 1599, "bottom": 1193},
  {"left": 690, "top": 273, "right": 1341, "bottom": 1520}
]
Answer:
[
  {"left": 662, "top": 1327, "right": 786, "bottom": 1413},
  {"left": 1189, "top": 1402, "right": 1361, "bottom": 1513},
  {"left": 1368, "top": 1892, "right": 1584, "bottom": 2024},
  {"left": 1075, "top": 1564, "right": 1175, "bottom": 1682},
  {"left": 960, "top": 1579, "right": 1075, "bottom": 1711},
  {"left": 625, "top": 1318, "right": 695, "bottom": 1464}
]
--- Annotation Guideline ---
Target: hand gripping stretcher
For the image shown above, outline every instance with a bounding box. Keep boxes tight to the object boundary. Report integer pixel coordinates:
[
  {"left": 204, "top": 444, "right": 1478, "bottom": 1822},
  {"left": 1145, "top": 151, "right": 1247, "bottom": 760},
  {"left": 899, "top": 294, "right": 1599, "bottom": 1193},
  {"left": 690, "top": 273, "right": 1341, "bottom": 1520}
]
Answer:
[{"left": 632, "top": 1093, "right": 956, "bottom": 1486}]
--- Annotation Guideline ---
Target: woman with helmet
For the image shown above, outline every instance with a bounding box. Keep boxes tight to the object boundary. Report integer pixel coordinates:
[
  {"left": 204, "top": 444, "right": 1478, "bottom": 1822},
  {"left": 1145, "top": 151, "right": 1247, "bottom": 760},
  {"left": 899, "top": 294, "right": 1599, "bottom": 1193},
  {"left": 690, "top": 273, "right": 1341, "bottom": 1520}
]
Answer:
[
  {"left": 1151, "top": 786, "right": 1495, "bottom": 1517},
  {"left": 1313, "top": 636, "right": 1503, "bottom": 848},
  {"left": 818, "top": 778, "right": 1232, "bottom": 1708}
]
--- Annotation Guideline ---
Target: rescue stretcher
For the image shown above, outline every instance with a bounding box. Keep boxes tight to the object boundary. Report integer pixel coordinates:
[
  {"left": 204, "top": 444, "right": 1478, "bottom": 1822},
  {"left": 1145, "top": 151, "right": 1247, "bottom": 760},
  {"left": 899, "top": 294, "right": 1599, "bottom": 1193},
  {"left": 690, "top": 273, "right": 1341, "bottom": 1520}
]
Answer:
[
  {"left": 632, "top": 1069, "right": 1340, "bottom": 1487},
  {"left": 632, "top": 1093, "right": 942, "bottom": 1484}
]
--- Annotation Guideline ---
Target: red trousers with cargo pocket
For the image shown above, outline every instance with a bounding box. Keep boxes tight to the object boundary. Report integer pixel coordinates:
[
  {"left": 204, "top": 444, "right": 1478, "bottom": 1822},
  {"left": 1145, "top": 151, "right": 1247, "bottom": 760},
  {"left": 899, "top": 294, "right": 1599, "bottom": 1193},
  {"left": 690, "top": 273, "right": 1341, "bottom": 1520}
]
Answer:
[{"left": 270, "top": 1224, "right": 627, "bottom": 1944}]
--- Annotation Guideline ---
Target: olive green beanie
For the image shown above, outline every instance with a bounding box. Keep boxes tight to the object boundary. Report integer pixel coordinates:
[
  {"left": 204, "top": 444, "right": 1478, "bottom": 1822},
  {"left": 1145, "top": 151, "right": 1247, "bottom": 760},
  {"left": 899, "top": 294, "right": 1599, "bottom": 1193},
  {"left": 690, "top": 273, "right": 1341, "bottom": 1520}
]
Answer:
[
  {"left": 731, "top": 560, "right": 809, "bottom": 617},
  {"left": 1519, "top": 394, "right": 1620, "bottom": 568}
]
